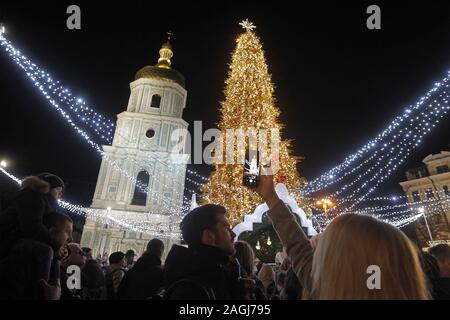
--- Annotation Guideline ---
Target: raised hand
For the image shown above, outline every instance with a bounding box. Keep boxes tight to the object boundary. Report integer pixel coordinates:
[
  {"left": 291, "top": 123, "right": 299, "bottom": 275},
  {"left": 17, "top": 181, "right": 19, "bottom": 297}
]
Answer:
[{"left": 253, "top": 171, "right": 280, "bottom": 209}]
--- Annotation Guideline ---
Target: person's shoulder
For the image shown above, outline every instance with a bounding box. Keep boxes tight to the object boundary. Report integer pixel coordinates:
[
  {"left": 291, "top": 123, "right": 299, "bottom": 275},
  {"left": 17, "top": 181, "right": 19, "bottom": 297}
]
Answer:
[{"left": 14, "top": 189, "right": 47, "bottom": 207}]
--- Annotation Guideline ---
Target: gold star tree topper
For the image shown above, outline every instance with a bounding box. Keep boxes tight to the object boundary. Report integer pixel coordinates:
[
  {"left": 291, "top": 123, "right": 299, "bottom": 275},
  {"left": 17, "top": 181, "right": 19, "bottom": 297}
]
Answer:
[{"left": 239, "top": 19, "right": 256, "bottom": 32}]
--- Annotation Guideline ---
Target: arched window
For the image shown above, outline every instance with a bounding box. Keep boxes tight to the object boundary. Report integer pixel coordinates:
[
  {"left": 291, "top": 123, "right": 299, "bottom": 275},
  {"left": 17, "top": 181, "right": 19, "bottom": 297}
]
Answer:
[
  {"left": 150, "top": 94, "right": 161, "bottom": 108},
  {"left": 131, "top": 171, "right": 150, "bottom": 206}
]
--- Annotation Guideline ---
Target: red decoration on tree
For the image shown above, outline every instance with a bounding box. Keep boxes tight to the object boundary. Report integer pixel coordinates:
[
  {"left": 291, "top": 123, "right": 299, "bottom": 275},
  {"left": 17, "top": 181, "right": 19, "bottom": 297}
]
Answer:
[{"left": 278, "top": 175, "right": 286, "bottom": 184}]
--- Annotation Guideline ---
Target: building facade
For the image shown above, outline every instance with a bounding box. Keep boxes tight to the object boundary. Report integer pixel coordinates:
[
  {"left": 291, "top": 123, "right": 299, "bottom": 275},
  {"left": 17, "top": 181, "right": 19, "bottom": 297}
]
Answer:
[
  {"left": 80, "top": 39, "right": 189, "bottom": 259},
  {"left": 399, "top": 151, "right": 450, "bottom": 247}
]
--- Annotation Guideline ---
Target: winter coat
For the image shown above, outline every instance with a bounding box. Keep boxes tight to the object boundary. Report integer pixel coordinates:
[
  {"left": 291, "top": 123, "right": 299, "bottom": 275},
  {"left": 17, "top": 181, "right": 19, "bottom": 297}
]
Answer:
[
  {"left": 0, "top": 176, "right": 60, "bottom": 256},
  {"left": 117, "top": 252, "right": 164, "bottom": 300},
  {"left": 266, "top": 200, "right": 314, "bottom": 294},
  {"left": 163, "top": 244, "right": 243, "bottom": 300}
]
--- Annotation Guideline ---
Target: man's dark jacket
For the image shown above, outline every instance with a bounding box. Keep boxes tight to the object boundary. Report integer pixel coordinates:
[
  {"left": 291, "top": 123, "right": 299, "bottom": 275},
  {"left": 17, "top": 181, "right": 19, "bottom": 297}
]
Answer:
[
  {"left": 163, "top": 244, "right": 242, "bottom": 300},
  {"left": 117, "top": 252, "right": 164, "bottom": 299}
]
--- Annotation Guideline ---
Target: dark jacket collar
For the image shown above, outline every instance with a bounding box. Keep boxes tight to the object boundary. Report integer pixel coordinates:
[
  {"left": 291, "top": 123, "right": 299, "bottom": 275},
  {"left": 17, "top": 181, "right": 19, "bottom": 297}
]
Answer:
[
  {"left": 163, "top": 244, "right": 231, "bottom": 285},
  {"left": 189, "top": 244, "right": 230, "bottom": 265}
]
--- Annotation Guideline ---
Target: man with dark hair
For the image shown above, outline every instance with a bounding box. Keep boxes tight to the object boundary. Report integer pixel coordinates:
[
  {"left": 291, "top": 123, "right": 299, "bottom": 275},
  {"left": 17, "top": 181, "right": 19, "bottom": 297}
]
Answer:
[
  {"left": 118, "top": 238, "right": 165, "bottom": 299},
  {"left": 105, "top": 251, "right": 126, "bottom": 300},
  {"left": 428, "top": 243, "right": 450, "bottom": 299},
  {"left": 44, "top": 212, "right": 73, "bottom": 252},
  {"left": 163, "top": 204, "right": 242, "bottom": 299}
]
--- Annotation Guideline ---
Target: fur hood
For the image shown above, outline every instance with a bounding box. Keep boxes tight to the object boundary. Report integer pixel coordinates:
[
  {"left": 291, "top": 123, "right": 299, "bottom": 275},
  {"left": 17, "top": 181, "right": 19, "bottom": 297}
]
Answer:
[{"left": 21, "top": 176, "right": 50, "bottom": 194}]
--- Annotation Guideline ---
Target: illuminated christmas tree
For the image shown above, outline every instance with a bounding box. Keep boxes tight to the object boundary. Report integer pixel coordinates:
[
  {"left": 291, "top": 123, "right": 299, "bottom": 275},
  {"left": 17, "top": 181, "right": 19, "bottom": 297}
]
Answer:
[{"left": 202, "top": 20, "right": 303, "bottom": 225}]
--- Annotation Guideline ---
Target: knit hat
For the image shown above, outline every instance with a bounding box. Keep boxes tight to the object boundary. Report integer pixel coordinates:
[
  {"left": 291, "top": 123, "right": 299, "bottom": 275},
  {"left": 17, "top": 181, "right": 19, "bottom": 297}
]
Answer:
[{"left": 37, "top": 172, "right": 65, "bottom": 190}]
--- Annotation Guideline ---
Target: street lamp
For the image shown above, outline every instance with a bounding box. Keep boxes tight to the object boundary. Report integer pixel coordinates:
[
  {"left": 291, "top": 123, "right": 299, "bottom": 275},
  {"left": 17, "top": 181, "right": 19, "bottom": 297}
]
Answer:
[
  {"left": 0, "top": 160, "right": 7, "bottom": 168},
  {"left": 255, "top": 241, "right": 261, "bottom": 251},
  {"left": 316, "top": 198, "right": 333, "bottom": 215},
  {"left": 418, "top": 207, "right": 433, "bottom": 241}
]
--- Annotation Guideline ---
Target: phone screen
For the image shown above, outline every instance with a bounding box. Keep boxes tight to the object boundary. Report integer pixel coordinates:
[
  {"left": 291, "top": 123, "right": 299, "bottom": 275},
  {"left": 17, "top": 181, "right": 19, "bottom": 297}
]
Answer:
[{"left": 243, "top": 149, "right": 259, "bottom": 188}]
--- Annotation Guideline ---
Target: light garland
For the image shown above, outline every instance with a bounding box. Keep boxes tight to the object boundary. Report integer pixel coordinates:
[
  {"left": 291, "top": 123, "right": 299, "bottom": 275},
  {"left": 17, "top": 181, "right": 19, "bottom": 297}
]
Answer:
[
  {"left": 0, "top": 35, "right": 198, "bottom": 215},
  {"left": 303, "top": 82, "right": 450, "bottom": 211},
  {"left": 0, "top": 167, "right": 182, "bottom": 238},
  {"left": 1, "top": 167, "right": 443, "bottom": 238},
  {"left": 0, "top": 38, "right": 115, "bottom": 143},
  {"left": 0, "top": 34, "right": 209, "bottom": 204},
  {"left": 302, "top": 77, "right": 450, "bottom": 199},
  {"left": 342, "top": 91, "right": 450, "bottom": 207},
  {"left": 3, "top": 28, "right": 448, "bottom": 229}
]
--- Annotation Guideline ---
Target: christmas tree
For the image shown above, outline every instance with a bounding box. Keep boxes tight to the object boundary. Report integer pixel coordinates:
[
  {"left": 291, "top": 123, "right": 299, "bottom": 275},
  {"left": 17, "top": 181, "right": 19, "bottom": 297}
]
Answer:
[{"left": 202, "top": 20, "right": 302, "bottom": 225}]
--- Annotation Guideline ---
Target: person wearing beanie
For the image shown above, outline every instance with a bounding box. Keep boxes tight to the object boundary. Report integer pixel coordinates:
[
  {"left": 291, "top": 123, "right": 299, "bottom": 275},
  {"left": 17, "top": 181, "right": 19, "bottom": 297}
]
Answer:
[
  {"left": 37, "top": 173, "right": 65, "bottom": 200},
  {"left": 0, "top": 173, "right": 70, "bottom": 299}
]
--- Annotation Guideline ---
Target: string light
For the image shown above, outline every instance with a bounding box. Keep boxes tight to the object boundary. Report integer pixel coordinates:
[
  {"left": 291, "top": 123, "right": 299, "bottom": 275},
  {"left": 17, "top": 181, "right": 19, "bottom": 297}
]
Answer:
[
  {"left": 0, "top": 35, "right": 199, "bottom": 215},
  {"left": 2, "top": 29, "right": 448, "bottom": 229},
  {"left": 0, "top": 34, "right": 210, "bottom": 205},
  {"left": 0, "top": 167, "right": 22, "bottom": 184},
  {"left": 0, "top": 37, "right": 115, "bottom": 143},
  {"left": 0, "top": 167, "right": 182, "bottom": 238},
  {"left": 300, "top": 80, "right": 450, "bottom": 212},
  {"left": 302, "top": 77, "right": 450, "bottom": 199}
]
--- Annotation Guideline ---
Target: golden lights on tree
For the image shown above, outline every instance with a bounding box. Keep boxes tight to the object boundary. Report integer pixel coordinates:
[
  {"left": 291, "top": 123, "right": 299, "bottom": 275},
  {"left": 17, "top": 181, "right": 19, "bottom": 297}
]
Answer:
[{"left": 202, "top": 20, "right": 303, "bottom": 225}]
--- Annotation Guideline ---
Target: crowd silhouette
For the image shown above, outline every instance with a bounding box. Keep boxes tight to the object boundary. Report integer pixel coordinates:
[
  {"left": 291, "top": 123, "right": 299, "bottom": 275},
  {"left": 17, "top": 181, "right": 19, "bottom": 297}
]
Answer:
[{"left": 0, "top": 173, "right": 449, "bottom": 300}]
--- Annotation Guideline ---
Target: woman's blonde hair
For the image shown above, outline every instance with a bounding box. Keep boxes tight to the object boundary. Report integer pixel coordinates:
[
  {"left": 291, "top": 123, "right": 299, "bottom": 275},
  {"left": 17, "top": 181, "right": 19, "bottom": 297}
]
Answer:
[
  {"left": 234, "top": 240, "right": 255, "bottom": 277},
  {"left": 311, "top": 214, "right": 430, "bottom": 299}
]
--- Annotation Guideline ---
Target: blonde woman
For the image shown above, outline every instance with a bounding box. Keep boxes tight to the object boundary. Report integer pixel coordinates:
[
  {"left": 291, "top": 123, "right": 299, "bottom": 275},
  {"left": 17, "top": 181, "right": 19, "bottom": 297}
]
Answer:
[
  {"left": 254, "top": 174, "right": 430, "bottom": 300},
  {"left": 234, "top": 241, "right": 256, "bottom": 277},
  {"left": 234, "top": 240, "right": 267, "bottom": 300}
]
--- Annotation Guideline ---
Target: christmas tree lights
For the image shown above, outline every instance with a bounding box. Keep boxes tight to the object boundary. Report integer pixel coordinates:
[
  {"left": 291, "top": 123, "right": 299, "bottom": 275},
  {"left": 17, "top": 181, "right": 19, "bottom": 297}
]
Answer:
[{"left": 202, "top": 21, "right": 302, "bottom": 225}]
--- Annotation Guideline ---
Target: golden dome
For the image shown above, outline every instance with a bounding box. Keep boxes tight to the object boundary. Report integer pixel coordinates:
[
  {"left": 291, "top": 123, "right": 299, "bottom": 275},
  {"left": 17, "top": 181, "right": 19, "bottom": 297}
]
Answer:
[
  {"left": 135, "top": 66, "right": 185, "bottom": 88},
  {"left": 135, "top": 38, "right": 185, "bottom": 88}
]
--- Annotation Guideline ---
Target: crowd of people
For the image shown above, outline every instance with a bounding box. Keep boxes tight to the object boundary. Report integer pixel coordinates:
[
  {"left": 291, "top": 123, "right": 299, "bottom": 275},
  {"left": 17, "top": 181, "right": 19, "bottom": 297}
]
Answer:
[{"left": 0, "top": 172, "right": 449, "bottom": 300}]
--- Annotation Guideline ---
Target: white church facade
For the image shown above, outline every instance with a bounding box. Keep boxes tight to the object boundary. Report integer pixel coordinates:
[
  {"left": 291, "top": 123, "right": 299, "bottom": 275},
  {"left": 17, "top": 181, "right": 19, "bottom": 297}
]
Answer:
[{"left": 80, "top": 38, "right": 189, "bottom": 259}]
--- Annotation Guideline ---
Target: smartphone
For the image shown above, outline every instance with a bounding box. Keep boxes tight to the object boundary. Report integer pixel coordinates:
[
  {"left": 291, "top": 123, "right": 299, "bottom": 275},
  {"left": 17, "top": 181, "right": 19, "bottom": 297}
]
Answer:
[{"left": 243, "top": 149, "right": 260, "bottom": 188}]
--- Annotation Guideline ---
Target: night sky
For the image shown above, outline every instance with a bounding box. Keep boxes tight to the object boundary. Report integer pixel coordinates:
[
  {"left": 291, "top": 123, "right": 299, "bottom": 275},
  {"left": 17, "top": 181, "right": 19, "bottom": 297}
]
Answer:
[{"left": 1, "top": 1, "right": 450, "bottom": 209}]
